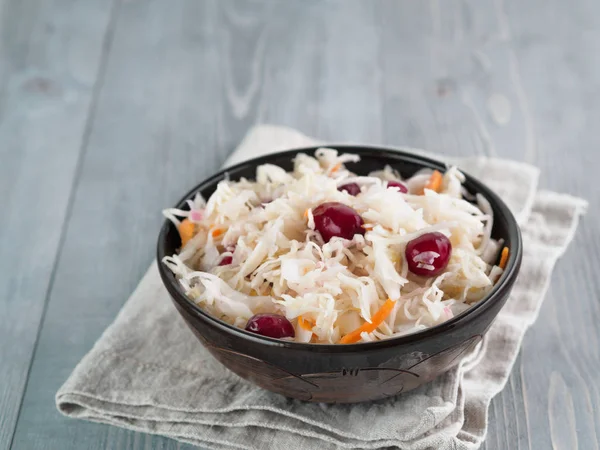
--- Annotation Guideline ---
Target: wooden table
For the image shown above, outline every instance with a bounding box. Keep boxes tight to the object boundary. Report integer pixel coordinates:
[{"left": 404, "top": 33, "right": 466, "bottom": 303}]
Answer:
[{"left": 1, "top": 1, "right": 598, "bottom": 449}]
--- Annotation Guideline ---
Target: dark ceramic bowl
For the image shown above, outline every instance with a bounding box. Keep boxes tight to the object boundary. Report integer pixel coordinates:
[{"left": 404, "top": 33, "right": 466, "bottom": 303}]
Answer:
[{"left": 157, "top": 146, "right": 522, "bottom": 403}]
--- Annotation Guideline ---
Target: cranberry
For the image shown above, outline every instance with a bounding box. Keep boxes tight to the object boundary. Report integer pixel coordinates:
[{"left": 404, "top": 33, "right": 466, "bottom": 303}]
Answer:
[
  {"left": 338, "top": 182, "right": 361, "bottom": 196},
  {"left": 219, "top": 255, "right": 233, "bottom": 266},
  {"left": 312, "top": 202, "right": 365, "bottom": 243},
  {"left": 387, "top": 180, "right": 408, "bottom": 193},
  {"left": 245, "top": 314, "right": 295, "bottom": 339},
  {"left": 405, "top": 232, "right": 452, "bottom": 276}
]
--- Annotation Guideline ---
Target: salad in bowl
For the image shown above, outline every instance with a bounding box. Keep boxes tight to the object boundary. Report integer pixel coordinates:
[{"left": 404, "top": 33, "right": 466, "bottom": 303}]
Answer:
[{"left": 162, "top": 149, "right": 509, "bottom": 345}]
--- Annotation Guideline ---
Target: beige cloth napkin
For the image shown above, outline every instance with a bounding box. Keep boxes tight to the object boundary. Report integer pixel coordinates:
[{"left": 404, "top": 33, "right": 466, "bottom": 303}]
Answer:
[{"left": 57, "top": 125, "right": 587, "bottom": 450}]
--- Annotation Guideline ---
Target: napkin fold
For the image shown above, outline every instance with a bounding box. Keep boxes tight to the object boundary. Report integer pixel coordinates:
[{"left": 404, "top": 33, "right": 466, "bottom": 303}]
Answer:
[{"left": 57, "top": 125, "right": 587, "bottom": 450}]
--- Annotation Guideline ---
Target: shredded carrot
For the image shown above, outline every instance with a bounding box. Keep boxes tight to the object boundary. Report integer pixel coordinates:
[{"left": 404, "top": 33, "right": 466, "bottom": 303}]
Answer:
[
  {"left": 298, "top": 315, "right": 313, "bottom": 331},
  {"left": 178, "top": 218, "right": 195, "bottom": 247},
  {"left": 330, "top": 162, "right": 342, "bottom": 173},
  {"left": 339, "top": 298, "right": 396, "bottom": 344},
  {"left": 210, "top": 227, "right": 225, "bottom": 238},
  {"left": 304, "top": 209, "right": 310, "bottom": 218},
  {"left": 423, "top": 170, "right": 443, "bottom": 193},
  {"left": 499, "top": 247, "right": 509, "bottom": 270}
]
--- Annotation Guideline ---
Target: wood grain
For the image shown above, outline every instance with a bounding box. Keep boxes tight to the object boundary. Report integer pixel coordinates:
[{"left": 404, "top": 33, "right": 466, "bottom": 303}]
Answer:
[
  {"left": 0, "top": 0, "right": 114, "bottom": 447},
  {"left": 10, "top": 0, "right": 224, "bottom": 448},
  {"left": 3, "top": 0, "right": 600, "bottom": 449}
]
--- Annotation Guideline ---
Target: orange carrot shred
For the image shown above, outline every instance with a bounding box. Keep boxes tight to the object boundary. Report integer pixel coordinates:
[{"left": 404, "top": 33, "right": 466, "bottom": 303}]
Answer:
[
  {"left": 339, "top": 298, "right": 396, "bottom": 344},
  {"left": 298, "top": 315, "right": 313, "bottom": 331},
  {"left": 304, "top": 209, "right": 310, "bottom": 218},
  {"left": 499, "top": 247, "right": 509, "bottom": 269},
  {"left": 211, "top": 227, "right": 225, "bottom": 238},
  {"left": 330, "top": 162, "right": 342, "bottom": 173},
  {"left": 178, "top": 219, "right": 195, "bottom": 247},
  {"left": 423, "top": 170, "right": 443, "bottom": 193}
]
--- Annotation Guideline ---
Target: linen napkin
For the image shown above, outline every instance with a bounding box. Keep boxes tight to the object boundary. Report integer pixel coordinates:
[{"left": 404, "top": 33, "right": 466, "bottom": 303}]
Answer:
[{"left": 57, "top": 125, "right": 587, "bottom": 450}]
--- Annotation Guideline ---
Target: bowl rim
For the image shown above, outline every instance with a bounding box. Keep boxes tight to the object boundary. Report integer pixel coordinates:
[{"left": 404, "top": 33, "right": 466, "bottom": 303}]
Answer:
[{"left": 157, "top": 145, "right": 523, "bottom": 352}]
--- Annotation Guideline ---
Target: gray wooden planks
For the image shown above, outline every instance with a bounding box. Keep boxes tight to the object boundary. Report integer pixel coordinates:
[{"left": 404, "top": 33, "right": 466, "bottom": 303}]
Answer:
[
  {"left": 10, "top": 0, "right": 224, "bottom": 448},
  {"left": 0, "top": 0, "right": 115, "bottom": 447},
  {"left": 3, "top": 0, "right": 600, "bottom": 449}
]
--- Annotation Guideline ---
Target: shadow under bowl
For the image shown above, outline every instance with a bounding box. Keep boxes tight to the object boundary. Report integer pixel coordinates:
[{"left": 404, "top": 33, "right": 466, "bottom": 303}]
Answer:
[{"left": 157, "top": 146, "right": 522, "bottom": 403}]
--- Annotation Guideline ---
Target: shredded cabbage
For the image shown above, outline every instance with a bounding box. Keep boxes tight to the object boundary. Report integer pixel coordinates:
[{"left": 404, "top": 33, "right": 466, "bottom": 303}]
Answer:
[{"left": 162, "top": 149, "right": 504, "bottom": 344}]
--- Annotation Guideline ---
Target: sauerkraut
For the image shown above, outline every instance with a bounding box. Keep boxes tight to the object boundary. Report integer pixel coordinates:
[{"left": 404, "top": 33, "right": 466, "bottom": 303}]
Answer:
[{"left": 163, "top": 149, "right": 505, "bottom": 344}]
